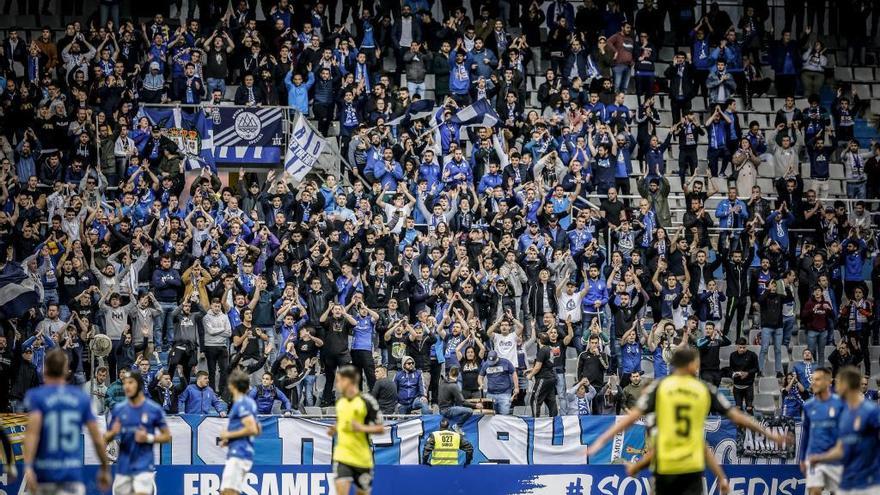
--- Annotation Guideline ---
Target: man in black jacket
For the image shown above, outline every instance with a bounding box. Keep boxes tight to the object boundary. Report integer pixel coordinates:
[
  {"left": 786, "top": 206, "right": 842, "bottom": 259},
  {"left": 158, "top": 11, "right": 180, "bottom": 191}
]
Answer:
[
  {"left": 9, "top": 344, "right": 39, "bottom": 412},
  {"left": 729, "top": 338, "right": 759, "bottom": 414},
  {"left": 664, "top": 51, "right": 695, "bottom": 122},
  {"left": 697, "top": 322, "right": 732, "bottom": 386},
  {"left": 527, "top": 268, "right": 558, "bottom": 320},
  {"left": 577, "top": 334, "right": 608, "bottom": 385},
  {"left": 757, "top": 280, "right": 784, "bottom": 378},
  {"left": 722, "top": 245, "right": 754, "bottom": 340},
  {"left": 149, "top": 368, "right": 187, "bottom": 414}
]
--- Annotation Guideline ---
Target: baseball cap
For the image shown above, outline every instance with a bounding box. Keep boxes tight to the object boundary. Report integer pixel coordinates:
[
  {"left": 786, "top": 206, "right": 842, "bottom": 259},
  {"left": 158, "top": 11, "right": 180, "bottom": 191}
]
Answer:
[{"left": 487, "top": 350, "right": 499, "bottom": 364}]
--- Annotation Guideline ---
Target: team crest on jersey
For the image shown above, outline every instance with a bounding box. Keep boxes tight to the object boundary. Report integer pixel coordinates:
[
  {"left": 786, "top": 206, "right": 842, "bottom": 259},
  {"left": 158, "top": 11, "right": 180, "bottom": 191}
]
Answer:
[
  {"left": 829, "top": 407, "right": 835, "bottom": 418},
  {"left": 854, "top": 416, "right": 862, "bottom": 431},
  {"left": 142, "top": 413, "right": 149, "bottom": 424}
]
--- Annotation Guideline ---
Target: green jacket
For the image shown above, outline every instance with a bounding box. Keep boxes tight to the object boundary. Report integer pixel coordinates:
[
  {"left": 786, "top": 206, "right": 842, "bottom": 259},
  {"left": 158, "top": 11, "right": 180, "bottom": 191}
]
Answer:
[{"left": 637, "top": 177, "right": 671, "bottom": 228}]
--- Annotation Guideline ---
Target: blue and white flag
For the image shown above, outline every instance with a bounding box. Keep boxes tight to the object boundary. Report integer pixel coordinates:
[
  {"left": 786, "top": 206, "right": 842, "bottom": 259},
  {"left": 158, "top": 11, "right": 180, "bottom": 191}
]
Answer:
[
  {"left": 386, "top": 99, "right": 436, "bottom": 127},
  {"left": 138, "top": 106, "right": 216, "bottom": 172},
  {"left": 285, "top": 114, "right": 326, "bottom": 182},
  {"left": 207, "top": 107, "right": 285, "bottom": 164},
  {"left": 450, "top": 98, "right": 499, "bottom": 129},
  {"left": 0, "top": 263, "right": 38, "bottom": 319}
]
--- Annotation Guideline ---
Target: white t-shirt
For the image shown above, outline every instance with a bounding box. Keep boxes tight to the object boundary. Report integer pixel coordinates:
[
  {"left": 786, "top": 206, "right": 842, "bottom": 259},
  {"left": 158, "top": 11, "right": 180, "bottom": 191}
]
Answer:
[
  {"left": 558, "top": 291, "right": 584, "bottom": 323},
  {"left": 383, "top": 204, "right": 411, "bottom": 234},
  {"left": 493, "top": 332, "right": 518, "bottom": 365}
]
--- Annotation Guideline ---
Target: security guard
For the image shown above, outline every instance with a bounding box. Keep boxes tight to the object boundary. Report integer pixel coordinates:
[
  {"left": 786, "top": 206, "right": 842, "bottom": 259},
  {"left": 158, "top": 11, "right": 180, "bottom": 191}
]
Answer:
[{"left": 422, "top": 418, "right": 474, "bottom": 466}]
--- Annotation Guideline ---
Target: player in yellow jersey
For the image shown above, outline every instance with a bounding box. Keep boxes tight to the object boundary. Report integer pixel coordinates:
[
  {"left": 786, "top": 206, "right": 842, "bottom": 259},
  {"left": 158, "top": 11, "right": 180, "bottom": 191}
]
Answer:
[
  {"left": 587, "top": 347, "right": 788, "bottom": 495},
  {"left": 327, "top": 365, "right": 384, "bottom": 495}
]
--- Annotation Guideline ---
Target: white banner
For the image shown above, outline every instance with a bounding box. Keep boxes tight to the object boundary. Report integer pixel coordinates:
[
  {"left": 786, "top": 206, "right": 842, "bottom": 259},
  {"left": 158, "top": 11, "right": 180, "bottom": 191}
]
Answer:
[{"left": 285, "top": 114, "right": 327, "bottom": 182}]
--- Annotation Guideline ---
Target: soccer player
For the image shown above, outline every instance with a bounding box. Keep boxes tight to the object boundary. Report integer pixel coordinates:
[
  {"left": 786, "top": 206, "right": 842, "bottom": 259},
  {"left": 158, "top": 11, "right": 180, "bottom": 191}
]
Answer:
[
  {"left": 327, "top": 365, "right": 384, "bottom": 495},
  {"left": 625, "top": 445, "right": 730, "bottom": 494},
  {"left": 22, "top": 349, "right": 111, "bottom": 495},
  {"left": 808, "top": 366, "right": 880, "bottom": 495},
  {"left": 103, "top": 371, "right": 171, "bottom": 495},
  {"left": 799, "top": 367, "right": 844, "bottom": 495},
  {"left": 219, "top": 369, "right": 261, "bottom": 495},
  {"left": 585, "top": 347, "right": 787, "bottom": 495}
]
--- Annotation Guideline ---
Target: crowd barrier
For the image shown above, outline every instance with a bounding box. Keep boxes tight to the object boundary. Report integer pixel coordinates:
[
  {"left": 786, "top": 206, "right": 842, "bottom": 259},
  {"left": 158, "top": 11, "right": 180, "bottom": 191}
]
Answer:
[
  {"left": 0, "top": 414, "right": 801, "bottom": 493},
  {"left": 1, "top": 464, "right": 805, "bottom": 495}
]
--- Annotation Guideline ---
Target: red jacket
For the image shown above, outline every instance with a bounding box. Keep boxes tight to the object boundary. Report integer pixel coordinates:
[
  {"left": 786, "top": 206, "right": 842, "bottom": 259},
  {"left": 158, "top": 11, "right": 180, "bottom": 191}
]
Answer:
[{"left": 800, "top": 298, "right": 833, "bottom": 331}]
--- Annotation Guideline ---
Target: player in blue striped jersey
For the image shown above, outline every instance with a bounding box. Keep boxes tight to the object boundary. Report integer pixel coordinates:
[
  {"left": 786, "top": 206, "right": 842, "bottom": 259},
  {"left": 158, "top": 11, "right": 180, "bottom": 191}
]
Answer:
[
  {"left": 808, "top": 366, "right": 880, "bottom": 495},
  {"left": 103, "top": 371, "right": 171, "bottom": 495},
  {"left": 799, "top": 367, "right": 844, "bottom": 495},
  {"left": 22, "top": 349, "right": 110, "bottom": 495}
]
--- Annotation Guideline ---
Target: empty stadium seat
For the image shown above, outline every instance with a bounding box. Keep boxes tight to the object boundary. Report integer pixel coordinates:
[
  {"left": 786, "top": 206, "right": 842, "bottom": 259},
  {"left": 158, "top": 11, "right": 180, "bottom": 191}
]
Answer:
[
  {"left": 757, "top": 377, "right": 781, "bottom": 396},
  {"left": 754, "top": 394, "right": 778, "bottom": 416}
]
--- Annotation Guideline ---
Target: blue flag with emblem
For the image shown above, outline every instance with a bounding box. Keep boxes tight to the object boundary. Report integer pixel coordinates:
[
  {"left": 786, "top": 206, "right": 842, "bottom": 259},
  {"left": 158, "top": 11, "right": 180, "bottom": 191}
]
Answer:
[
  {"left": 206, "top": 107, "right": 285, "bottom": 164},
  {"left": 450, "top": 98, "right": 499, "bottom": 129},
  {"left": 386, "top": 99, "right": 436, "bottom": 127},
  {"left": 138, "top": 106, "right": 216, "bottom": 172},
  {"left": 0, "top": 262, "right": 38, "bottom": 319}
]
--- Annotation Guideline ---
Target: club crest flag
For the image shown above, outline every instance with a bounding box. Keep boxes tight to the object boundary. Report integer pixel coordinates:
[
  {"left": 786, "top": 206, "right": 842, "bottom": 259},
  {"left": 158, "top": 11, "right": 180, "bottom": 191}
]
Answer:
[
  {"left": 207, "top": 107, "right": 285, "bottom": 164},
  {"left": 284, "top": 114, "right": 326, "bottom": 182}
]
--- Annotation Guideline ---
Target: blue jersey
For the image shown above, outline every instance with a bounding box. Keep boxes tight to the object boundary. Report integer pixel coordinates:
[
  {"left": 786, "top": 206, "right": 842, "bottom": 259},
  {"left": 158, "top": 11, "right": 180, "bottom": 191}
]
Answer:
[
  {"left": 109, "top": 399, "right": 167, "bottom": 475},
  {"left": 351, "top": 315, "right": 374, "bottom": 351},
  {"left": 620, "top": 341, "right": 642, "bottom": 374},
  {"left": 800, "top": 394, "right": 844, "bottom": 462},
  {"left": 24, "top": 384, "right": 95, "bottom": 483},
  {"left": 838, "top": 399, "right": 880, "bottom": 490},
  {"left": 227, "top": 396, "right": 259, "bottom": 461}
]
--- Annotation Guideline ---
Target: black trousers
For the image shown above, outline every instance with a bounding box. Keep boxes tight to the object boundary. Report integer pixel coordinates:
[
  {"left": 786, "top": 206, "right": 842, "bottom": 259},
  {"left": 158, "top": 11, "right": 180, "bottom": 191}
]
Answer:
[
  {"left": 531, "top": 376, "right": 558, "bottom": 417},
  {"left": 313, "top": 102, "right": 334, "bottom": 136},
  {"left": 429, "top": 360, "right": 442, "bottom": 404},
  {"left": 670, "top": 97, "right": 692, "bottom": 124},
  {"left": 723, "top": 295, "right": 749, "bottom": 340},
  {"left": 700, "top": 369, "right": 722, "bottom": 387},
  {"left": 168, "top": 343, "right": 197, "bottom": 385},
  {"left": 733, "top": 385, "right": 754, "bottom": 414},
  {"left": 204, "top": 346, "right": 229, "bottom": 394},
  {"left": 351, "top": 349, "right": 377, "bottom": 392},
  {"left": 679, "top": 147, "right": 698, "bottom": 181},
  {"left": 321, "top": 352, "right": 352, "bottom": 405}
]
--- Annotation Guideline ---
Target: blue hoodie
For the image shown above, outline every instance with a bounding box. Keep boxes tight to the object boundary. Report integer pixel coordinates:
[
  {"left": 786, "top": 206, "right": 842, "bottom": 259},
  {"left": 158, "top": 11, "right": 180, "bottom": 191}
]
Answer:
[
  {"left": 284, "top": 71, "right": 315, "bottom": 114},
  {"left": 178, "top": 384, "right": 228, "bottom": 414},
  {"left": 248, "top": 384, "right": 292, "bottom": 414},
  {"left": 840, "top": 239, "right": 867, "bottom": 281},
  {"left": 581, "top": 277, "right": 609, "bottom": 313},
  {"left": 394, "top": 366, "right": 425, "bottom": 405},
  {"left": 448, "top": 52, "right": 472, "bottom": 95}
]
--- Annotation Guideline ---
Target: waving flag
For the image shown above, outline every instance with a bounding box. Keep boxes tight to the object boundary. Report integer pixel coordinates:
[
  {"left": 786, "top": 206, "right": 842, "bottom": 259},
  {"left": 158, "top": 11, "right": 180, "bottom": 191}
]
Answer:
[
  {"left": 285, "top": 114, "right": 327, "bottom": 182},
  {"left": 0, "top": 262, "right": 38, "bottom": 319},
  {"left": 450, "top": 98, "right": 499, "bottom": 129},
  {"left": 386, "top": 99, "right": 436, "bottom": 127},
  {"left": 138, "top": 106, "right": 216, "bottom": 172}
]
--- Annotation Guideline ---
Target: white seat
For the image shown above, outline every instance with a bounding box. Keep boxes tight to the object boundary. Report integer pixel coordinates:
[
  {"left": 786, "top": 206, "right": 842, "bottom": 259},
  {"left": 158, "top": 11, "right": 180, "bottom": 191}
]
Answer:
[
  {"left": 853, "top": 67, "right": 874, "bottom": 81},
  {"left": 835, "top": 67, "right": 854, "bottom": 81},
  {"left": 754, "top": 393, "right": 778, "bottom": 415},
  {"left": 758, "top": 376, "right": 781, "bottom": 396}
]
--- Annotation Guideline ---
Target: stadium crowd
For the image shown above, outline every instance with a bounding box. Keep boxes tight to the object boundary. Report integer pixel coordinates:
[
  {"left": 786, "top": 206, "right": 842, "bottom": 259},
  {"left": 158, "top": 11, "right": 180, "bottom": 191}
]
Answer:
[{"left": 1, "top": 0, "right": 880, "bottom": 422}]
